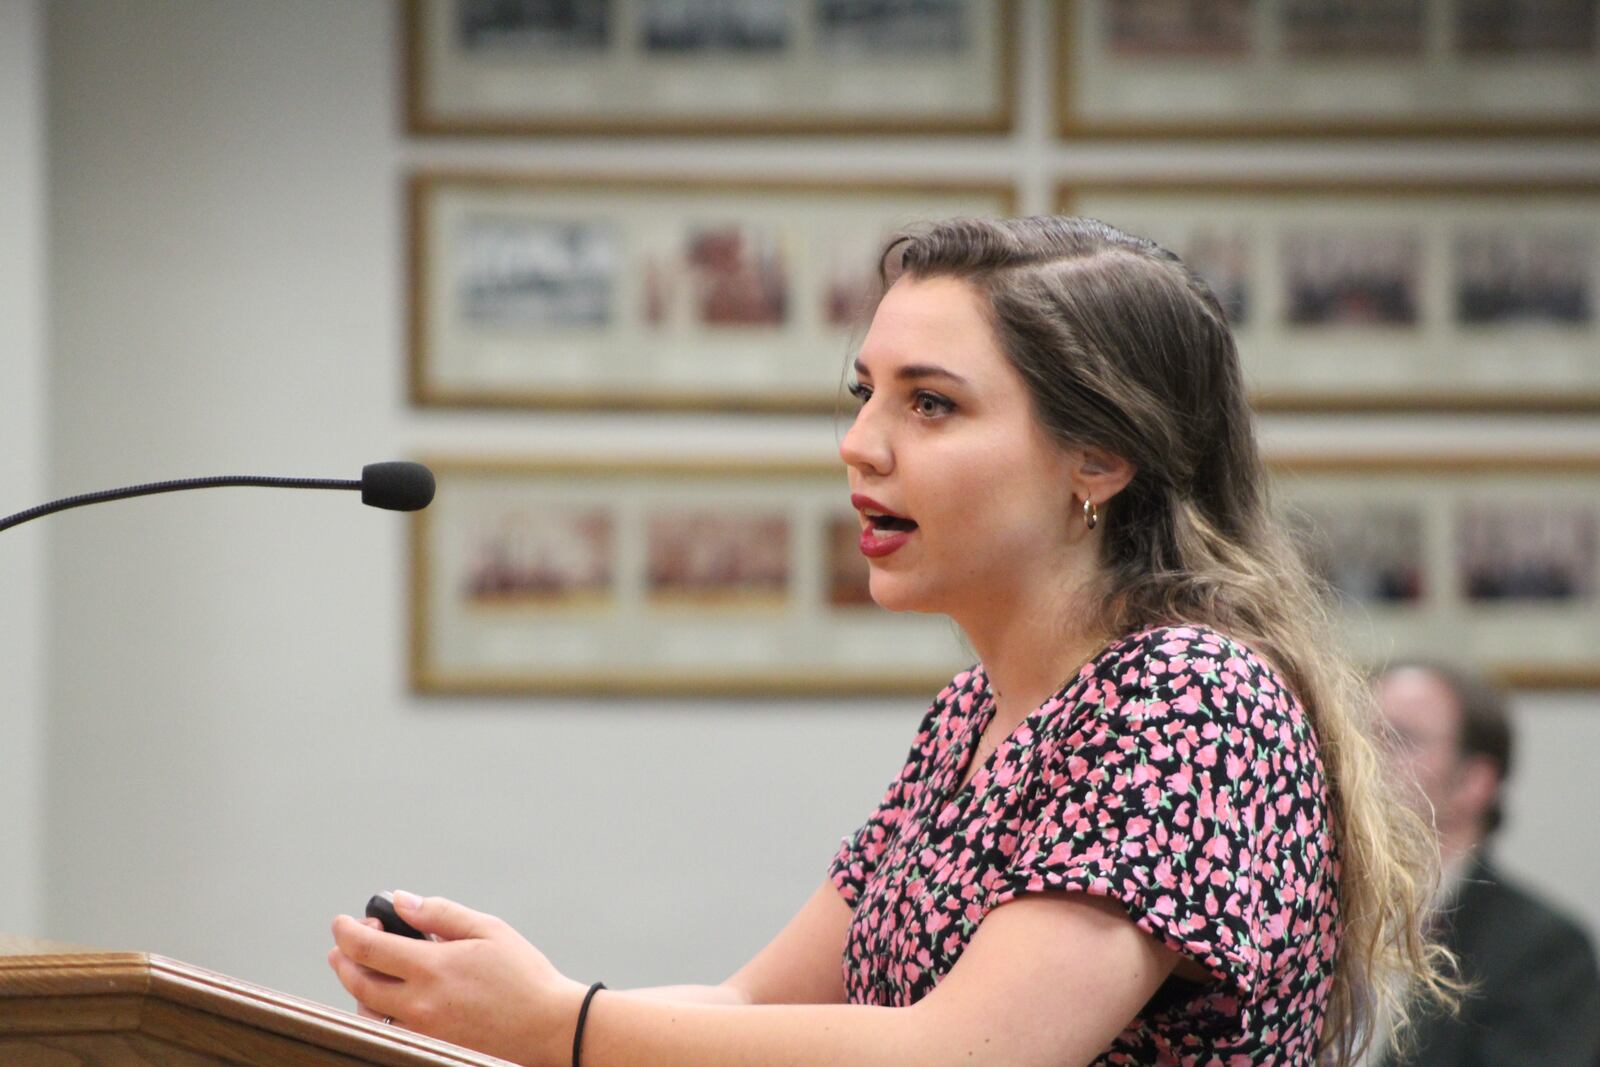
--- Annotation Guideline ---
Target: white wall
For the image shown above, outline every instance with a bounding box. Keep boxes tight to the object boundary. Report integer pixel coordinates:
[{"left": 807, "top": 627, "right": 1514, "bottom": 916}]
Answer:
[
  {"left": 32, "top": 0, "right": 1600, "bottom": 1014},
  {"left": 39, "top": 0, "right": 918, "bottom": 1004},
  {"left": 1498, "top": 695, "right": 1600, "bottom": 929},
  {"left": 0, "top": 0, "right": 47, "bottom": 939}
]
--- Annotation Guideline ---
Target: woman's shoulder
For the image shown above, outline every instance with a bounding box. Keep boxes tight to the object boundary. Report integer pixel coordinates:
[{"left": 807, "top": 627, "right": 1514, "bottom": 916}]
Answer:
[
  {"left": 1096, "top": 623, "right": 1287, "bottom": 686},
  {"left": 1067, "top": 622, "right": 1302, "bottom": 729}
]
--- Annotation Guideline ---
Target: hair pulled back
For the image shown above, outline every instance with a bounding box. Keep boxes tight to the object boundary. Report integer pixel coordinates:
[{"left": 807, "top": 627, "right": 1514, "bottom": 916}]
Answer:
[{"left": 877, "top": 215, "right": 1456, "bottom": 1064}]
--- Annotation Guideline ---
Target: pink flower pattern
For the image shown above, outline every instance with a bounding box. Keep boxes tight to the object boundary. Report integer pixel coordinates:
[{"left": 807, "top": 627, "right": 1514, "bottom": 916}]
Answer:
[{"left": 829, "top": 626, "right": 1339, "bottom": 1065}]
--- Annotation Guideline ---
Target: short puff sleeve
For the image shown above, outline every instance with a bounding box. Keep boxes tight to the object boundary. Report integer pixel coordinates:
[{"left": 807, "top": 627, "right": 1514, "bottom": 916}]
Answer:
[{"left": 989, "top": 628, "right": 1315, "bottom": 1001}]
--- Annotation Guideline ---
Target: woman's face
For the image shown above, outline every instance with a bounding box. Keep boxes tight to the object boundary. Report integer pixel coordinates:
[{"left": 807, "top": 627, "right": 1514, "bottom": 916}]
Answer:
[{"left": 840, "top": 275, "right": 1085, "bottom": 620}]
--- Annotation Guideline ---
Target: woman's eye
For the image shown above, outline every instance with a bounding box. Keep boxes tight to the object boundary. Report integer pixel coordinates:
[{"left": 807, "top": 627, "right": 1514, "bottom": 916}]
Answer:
[
  {"left": 847, "top": 381, "right": 872, "bottom": 404},
  {"left": 914, "top": 391, "right": 954, "bottom": 417}
]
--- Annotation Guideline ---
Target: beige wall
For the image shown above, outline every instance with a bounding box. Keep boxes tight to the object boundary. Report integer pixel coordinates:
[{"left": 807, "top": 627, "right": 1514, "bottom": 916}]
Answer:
[
  {"left": 0, "top": 0, "right": 47, "bottom": 938},
  {"left": 26, "top": 0, "right": 1600, "bottom": 1011}
]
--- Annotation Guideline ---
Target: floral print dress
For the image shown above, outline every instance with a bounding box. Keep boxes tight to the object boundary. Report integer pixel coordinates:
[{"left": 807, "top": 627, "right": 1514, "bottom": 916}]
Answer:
[{"left": 829, "top": 625, "right": 1339, "bottom": 1065}]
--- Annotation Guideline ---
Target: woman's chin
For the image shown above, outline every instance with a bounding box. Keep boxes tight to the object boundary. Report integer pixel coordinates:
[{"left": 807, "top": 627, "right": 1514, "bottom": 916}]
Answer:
[{"left": 866, "top": 574, "right": 941, "bottom": 615}]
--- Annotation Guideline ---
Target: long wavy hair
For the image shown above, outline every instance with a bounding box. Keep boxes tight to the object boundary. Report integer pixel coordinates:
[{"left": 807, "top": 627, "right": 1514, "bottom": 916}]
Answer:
[{"left": 872, "top": 215, "right": 1456, "bottom": 1064}]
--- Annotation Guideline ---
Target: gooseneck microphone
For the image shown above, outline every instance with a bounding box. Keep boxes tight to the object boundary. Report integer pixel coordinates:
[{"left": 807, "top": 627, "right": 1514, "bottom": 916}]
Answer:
[{"left": 0, "top": 460, "right": 435, "bottom": 534}]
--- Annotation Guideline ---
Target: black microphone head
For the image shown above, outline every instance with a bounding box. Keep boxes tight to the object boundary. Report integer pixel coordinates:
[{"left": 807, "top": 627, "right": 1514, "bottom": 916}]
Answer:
[{"left": 361, "top": 461, "right": 435, "bottom": 512}]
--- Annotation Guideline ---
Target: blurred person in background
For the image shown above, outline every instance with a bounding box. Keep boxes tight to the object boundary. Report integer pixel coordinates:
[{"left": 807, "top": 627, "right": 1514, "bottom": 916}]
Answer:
[{"left": 1376, "top": 661, "right": 1600, "bottom": 1066}]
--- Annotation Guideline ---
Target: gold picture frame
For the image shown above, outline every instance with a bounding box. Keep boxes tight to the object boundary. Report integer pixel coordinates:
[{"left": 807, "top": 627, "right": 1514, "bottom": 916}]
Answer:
[
  {"left": 409, "top": 456, "right": 974, "bottom": 696},
  {"left": 405, "top": 0, "right": 1017, "bottom": 137},
  {"left": 1056, "top": 0, "right": 1600, "bottom": 139},
  {"left": 412, "top": 452, "right": 1600, "bottom": 695},
  {"left": 1058, "top": 178, "right": 1600, "bottom": 413},
  {"left": 409, "top": 171, "right": 1016, "bottom": 412},
  {"left": 1277, "top": 452, "right": 1600, "bottom": 689}
]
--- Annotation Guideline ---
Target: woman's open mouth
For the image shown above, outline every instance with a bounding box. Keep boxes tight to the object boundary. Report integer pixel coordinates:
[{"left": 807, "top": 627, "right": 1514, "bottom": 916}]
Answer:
[{"left": 852, "top": 494, "right": 918, "bottom": 558}]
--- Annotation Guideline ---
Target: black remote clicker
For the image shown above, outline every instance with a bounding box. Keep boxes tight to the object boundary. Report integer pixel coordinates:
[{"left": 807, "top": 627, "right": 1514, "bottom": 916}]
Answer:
[{"left": 365, "top": 891, "right": 428, "bottom": 940}]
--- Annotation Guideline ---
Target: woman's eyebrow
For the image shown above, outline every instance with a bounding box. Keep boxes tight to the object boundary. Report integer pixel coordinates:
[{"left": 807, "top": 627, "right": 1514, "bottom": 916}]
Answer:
[{"left": 852, "top": 359, "right": 970, "bottom": 386}]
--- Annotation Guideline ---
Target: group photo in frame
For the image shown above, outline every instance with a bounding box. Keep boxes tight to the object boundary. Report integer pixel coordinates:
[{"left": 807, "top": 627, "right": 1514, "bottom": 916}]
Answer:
[
  {"left": 1277, "top": 453, "right": 1600, "bottom": 688},
  {"left": 1058, "top": 178, "right": 1600, "bottom": 412},
  {"left": 409, "top": 172, "right": 1015, "bottom": 412},
  {"left": 411, "top": 454, "right": 1600, "bottom": 696},
  {"left": 405, "top": 0, "right": 1016, "bottom": 135},
  {"left": 408, "top": 457, "right": 973, "bottom": 696},
  {"left": 1057, "top": 0, "right": 1600, "bottom": 137}
]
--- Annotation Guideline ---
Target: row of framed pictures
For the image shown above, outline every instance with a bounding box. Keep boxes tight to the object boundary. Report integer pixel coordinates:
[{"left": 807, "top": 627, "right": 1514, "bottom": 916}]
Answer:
[
  {"left": 413, "top": 455, "right": 1600, "bottom": 695},
  {"left": 411, "top": 173, "right": 1600, "bottom": 413},
  {"left": 408, "top": 0, "right": 1600, "bottom": 137}
]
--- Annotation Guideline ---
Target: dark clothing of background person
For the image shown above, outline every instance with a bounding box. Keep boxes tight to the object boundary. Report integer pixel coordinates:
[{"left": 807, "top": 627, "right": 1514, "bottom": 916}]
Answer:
[{"left": 1392, "top": 857, "right": 1600, "bottom": 1067}]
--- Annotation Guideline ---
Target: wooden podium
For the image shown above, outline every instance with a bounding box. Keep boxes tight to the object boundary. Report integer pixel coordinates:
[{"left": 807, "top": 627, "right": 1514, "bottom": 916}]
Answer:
[{"left": 0, "top": 936, "right": 512, "bottom": 1066}]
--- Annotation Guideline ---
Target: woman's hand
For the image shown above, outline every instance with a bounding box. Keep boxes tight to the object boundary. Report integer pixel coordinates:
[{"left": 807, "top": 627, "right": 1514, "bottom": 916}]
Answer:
[{"left": 328, "top": 891, "right": 588, "bottom": 1066}]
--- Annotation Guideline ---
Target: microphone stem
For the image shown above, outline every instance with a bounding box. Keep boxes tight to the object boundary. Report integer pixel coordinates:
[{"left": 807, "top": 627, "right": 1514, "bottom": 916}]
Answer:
[{"left": 0, "top": 476, "right": 362, "bottom": 533}]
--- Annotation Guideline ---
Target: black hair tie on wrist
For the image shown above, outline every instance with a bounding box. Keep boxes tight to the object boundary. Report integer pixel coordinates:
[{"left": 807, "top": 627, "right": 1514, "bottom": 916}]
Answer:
[{"left": 572, "top": 981, "right": 606, "bottom": 1067}]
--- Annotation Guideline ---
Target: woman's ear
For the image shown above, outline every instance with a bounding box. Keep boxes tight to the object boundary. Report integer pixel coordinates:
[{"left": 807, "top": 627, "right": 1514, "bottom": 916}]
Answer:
[{"left": 1076, "top": 447, "right": 1137, "bottom": 506}]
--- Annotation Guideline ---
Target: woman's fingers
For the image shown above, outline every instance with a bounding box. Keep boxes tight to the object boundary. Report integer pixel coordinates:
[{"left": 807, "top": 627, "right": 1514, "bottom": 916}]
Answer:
[
  {"left": 331, "top": 914, "right": 425, "bottom": 980},
  {"left": 327, "top": 944, "right": 405, "bottom": 1019},
  {"left": 327, "top": 898, "right": 570, "bottom": 1062},
  {"left": 389, "top": 890, "right": 503, "bottom": 942}
]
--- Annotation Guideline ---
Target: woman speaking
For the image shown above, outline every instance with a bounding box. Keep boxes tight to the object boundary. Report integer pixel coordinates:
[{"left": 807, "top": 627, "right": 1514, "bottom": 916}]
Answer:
[{"left": 328, "top": 216, "right": 1453, "bottom": 1067}]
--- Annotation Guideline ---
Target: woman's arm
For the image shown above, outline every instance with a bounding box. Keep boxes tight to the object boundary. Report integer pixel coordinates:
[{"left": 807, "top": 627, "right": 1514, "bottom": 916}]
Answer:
[
  {"left": 571, "top": 892, "right": 1178, "bottom": 1067},
  {"left": 721, "top": 878, "right": 854, "bottom": 1005},
  {"left": 619, "top": 984, "right": 749, "bottom": 1005},
  {"left": 605, "top": 877, "right": 854, "bottom": 1007},
  {"left": 330, "top": 888, "right": 1175, "bottom": 1067}
]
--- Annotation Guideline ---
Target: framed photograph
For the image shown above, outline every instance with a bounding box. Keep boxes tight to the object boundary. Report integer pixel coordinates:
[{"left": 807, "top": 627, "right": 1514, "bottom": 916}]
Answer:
[
  {"left": 413, "top": 454, "right": 1600, "bottom": 695},
  {"left": 1458, "top": 0, "right": 1598, "bottom": 54},
  {"left": 1282, "top": 0, "right": 1426, "bottom": 56},
  {"left": 405, "top": 0, "right": 1016, "bottom": 136},
  {"left": 1056, "top": 179, "right": 1600, "bottom": 412},
  {"left": 1276, "top": 454, "right": 1600, "bottom": 688},
  {"left": 410, "top": 173, "right": 1015, "bottom": 411},
  {"left": 409, "top": 457, "right": 973, "bottom": 695},
  {"left": 1057, "top": 0, "right": 1600, "bottom": 137}
]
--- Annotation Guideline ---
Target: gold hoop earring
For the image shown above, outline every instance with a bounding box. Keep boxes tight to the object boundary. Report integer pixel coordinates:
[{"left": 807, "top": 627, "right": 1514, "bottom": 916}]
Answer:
[{"left": 1082, "top": 497, "right": 1099, "bottom": 531}]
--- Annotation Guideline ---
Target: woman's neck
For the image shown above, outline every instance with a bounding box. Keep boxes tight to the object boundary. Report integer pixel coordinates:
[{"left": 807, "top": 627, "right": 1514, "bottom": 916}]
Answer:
[{"left": 957, "top": 570, "right": 1113, "bottom": 729}]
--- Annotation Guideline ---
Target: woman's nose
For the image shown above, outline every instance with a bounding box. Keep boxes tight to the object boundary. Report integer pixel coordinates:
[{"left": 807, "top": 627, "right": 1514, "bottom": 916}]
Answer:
[{"left": 839, "top": 403, "right": 892, "bottom": 475}]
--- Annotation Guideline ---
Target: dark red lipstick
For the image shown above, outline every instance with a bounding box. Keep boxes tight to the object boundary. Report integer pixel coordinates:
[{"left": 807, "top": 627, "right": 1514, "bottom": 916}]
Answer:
[{"left": 852, "top": 494, "right": 918, "bottom": 558}]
